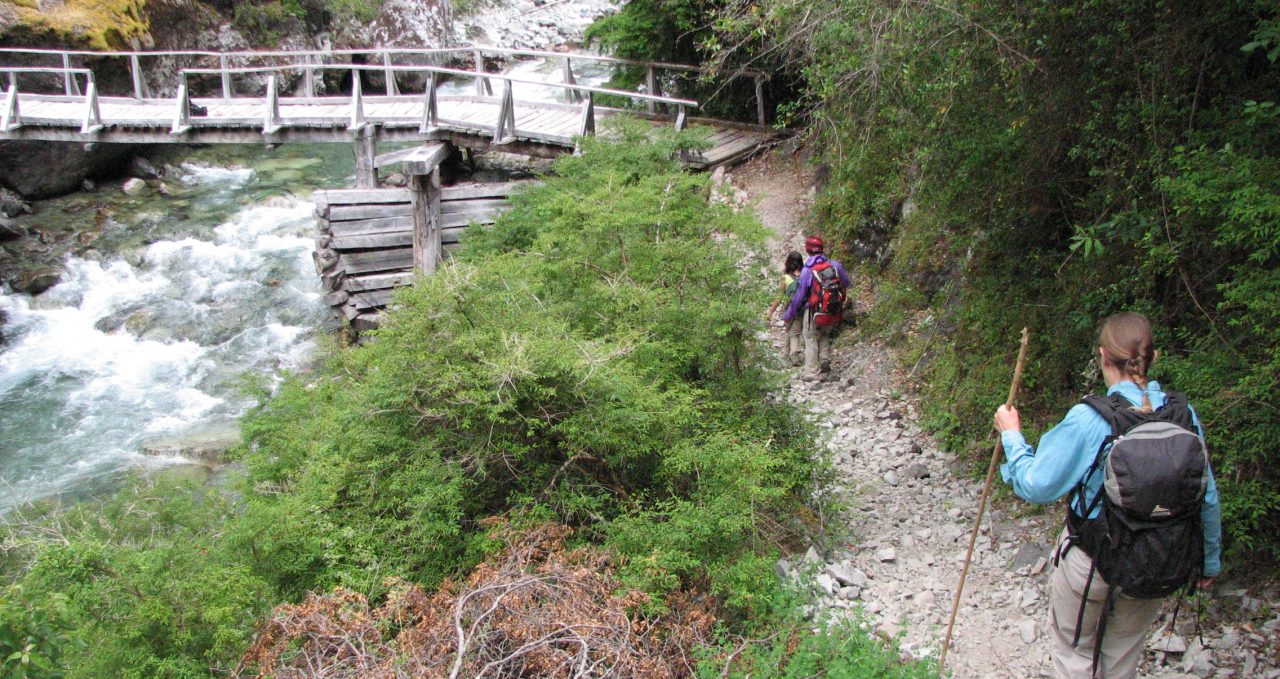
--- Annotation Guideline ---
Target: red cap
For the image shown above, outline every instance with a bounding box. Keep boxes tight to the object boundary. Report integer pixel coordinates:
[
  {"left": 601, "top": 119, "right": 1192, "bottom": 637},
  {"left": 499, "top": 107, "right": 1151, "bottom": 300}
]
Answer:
[{"left": 804, "top": 235, "right": 824, "bottom": 254}]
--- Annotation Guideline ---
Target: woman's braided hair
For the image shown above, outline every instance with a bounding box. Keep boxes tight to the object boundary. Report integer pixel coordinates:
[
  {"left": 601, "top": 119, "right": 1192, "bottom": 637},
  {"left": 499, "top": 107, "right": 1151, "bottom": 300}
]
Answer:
[{"left": 1099, "top": 312, "right": 1156, "bottom": 412}]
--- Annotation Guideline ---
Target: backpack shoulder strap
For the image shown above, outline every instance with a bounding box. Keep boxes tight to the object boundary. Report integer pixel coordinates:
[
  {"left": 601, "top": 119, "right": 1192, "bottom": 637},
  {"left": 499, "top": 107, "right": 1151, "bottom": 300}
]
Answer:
[
  {"left": 1156, "top": 390, "right": 1195, "bottom": 429},
  {"left": 1081, "top": 393, "right": 1124, "bottom": 437},
  {"left": 1072, "top": 394, "right": 1124, "bottom": 519}
]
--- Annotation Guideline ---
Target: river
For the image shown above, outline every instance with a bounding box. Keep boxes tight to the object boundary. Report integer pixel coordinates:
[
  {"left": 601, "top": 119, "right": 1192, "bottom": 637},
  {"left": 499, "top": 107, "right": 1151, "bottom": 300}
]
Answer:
[{"left": 0, "top": 144, "right": 358, "bottom": 512}]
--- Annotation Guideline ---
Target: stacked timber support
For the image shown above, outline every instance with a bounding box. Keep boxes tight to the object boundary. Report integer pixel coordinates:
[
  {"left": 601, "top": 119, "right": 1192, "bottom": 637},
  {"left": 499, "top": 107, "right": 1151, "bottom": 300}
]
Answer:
[{"left": 312, "top": 178, "right": 533, "bottom": 332}]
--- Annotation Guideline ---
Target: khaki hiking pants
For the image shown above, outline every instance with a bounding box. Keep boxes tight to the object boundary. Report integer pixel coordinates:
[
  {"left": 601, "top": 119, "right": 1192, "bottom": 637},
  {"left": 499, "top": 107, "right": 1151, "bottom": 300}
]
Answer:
[
  {"left": 801, "top": 309, "right": 835, "bottom": 375},
  {"left": 1049, "top": 530, "right": 1162, "bottom": 679},
  {"left": 784, "top": 318, "right": 803, "bottom": 366}
]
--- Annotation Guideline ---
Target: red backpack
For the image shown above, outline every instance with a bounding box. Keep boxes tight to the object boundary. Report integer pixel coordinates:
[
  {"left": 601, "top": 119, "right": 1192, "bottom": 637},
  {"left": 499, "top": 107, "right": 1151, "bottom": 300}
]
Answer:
[{"left": 807, "top": 260, "right": 845, "bottom": 327}]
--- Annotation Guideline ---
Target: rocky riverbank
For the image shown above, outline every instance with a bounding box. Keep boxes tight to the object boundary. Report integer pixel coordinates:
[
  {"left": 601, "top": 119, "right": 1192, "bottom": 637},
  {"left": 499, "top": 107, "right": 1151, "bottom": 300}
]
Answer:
[
  {"left": 453, "top": 0, "right": 620, "bottom": 50},
  {"left": 729, "top": 148, "right": 1280, "bottom": 679}
]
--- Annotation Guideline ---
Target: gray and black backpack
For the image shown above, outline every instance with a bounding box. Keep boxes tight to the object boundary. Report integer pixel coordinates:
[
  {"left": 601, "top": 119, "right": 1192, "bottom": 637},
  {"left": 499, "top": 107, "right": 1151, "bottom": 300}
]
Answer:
[{"left": 1061, "top": 390, "right": 1209, "bottom": 674}]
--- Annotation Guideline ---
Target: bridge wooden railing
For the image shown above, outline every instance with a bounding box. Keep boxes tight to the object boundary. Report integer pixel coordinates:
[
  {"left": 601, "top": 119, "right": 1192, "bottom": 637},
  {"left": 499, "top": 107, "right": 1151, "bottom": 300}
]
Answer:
[
  {"left": 169, "top": 61, "right": 698, "bottom": 141},
  {"left": 0, "top": 66, "right": 102, "bottom": 133},
  {"left": 0, "top": 45, "right": 771, "bottom": 124}
]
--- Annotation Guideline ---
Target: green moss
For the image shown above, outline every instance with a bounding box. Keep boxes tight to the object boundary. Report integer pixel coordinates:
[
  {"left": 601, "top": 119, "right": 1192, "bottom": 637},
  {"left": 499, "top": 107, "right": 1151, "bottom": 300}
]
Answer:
[{"left": 14, "top": 0, "right": 149, "bottom": 51}]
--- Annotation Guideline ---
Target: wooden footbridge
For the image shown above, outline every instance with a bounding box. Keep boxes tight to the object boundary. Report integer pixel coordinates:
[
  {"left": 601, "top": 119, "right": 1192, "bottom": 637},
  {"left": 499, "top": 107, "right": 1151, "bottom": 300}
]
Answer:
[
  {"left": 0, "top": 45, "right": 783, "bottom": 331},
  {"left": 0, "top": 45, "right": 778, "bottom": 172}
]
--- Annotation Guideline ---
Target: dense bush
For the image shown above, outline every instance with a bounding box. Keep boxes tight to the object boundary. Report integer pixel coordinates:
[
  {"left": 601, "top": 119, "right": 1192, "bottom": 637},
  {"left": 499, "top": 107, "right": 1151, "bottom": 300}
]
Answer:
[
  {"left": 1, "top": 480, "right": 273, "bottom": 677},
  {"left": 0, "top": 584, "right": 80, "bottom": 679},
  {"left": 702, "top": 0, "right": 1280, "bottom": 563},
  {"left": 234, "top": 120, "right": 815, "bottom": 611}
]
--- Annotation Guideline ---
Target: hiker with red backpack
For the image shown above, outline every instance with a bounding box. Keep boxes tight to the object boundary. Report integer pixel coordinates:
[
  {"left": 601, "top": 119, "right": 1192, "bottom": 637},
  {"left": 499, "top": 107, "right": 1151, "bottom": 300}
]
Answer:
[
  {"left": 781, "top": 236, "right": 851, "bottom": 378},
  {"left": 993, "top": 312, "right": 1222, "bottom": 679}
]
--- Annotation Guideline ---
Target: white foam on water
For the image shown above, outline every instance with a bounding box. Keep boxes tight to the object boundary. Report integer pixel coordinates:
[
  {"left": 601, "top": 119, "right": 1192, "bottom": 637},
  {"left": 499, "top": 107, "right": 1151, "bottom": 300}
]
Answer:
[
  {"left": 0, "top": 190, "right": 325, "bottom": 511},
  {"left": 179, "top": 163, "right": 255, "bottom": 186}
]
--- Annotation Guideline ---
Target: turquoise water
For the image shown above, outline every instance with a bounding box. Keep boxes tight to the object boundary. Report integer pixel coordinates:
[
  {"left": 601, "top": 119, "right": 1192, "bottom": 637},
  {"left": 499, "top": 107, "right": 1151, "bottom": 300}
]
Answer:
[{"left": 0, "top": 143, "right": 358, "bottom": 511}]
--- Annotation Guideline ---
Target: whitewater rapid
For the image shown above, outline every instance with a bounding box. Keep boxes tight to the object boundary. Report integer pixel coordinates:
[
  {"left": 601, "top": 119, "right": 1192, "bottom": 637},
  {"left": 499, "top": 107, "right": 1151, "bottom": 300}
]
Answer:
[{"left": 0, "top": 163, "right": 328, "bottom": 511}]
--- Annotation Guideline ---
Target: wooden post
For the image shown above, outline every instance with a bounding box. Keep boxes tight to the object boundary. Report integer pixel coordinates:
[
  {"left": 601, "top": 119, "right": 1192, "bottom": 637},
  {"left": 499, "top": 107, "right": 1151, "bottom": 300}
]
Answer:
[
  {"left": 420, "top": 72, "right": 439, "bottom": 133},
  {"left": 350, "top": 72, "right": 367, "bottom": 131},
  {"left": 220, "top": 55, "right": 232, "bottom": 99},
  {"left": 382, "top": 52, "right": 398, "bottom": 96},
  {"left": 1, "top": 84, "right": 20, "bottom": 132},
  {"left": 577, "top": 91, "right": 595, "bottom": 137},
  {"left": 675, "top": 105, "right": 687, "bottom": 131},
  {"left": 493, "top": 80, "right": 515, "bottom": 144},
  {"left": 62, "top": 53, "right": 80, "bottom": 97},
  {"left": 755, "top": 75, "right": 766, "bottom": 126},
  {"left": 473, "top": 49, "right": 491, "bottom": 96},
  {"left": 303, "top": 54, "right": 316, "bottom": 98},
  {"left": 353, "top": 125, "right": 378, "bottom": 189},
  {"left": 81, "top": 77, "right": 103, "bottom": 135},
  {"left": 263, "top": 74, "right": 282, "bottom": 134},
  {"left": 645, "top": 66, "right": 658, "bottom": 114},
  {"left": 411, "top": 169, "right": 442, "bottom": 274},
  {"left": 171, "top": 75, "right": 191, "bottom": 134},
  {"left": 562, "top": 57, "right": 580, "bottom": 103},
  {"left": 130, "top": 54, "right": 150, "bottom": 99}
]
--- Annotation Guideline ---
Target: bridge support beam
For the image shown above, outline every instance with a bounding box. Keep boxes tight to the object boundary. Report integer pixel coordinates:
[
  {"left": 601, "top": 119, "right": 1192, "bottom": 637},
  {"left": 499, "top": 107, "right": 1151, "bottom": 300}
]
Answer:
[
  {"left": 412, "top": 169, "right": 442, "bottom": 274},
  {"left": 353, "top": 125, "right": 378, "bottom": 189}
]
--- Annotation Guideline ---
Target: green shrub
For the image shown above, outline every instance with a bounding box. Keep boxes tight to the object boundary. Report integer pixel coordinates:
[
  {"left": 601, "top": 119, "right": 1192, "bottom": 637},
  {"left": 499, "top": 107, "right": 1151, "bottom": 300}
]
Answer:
[
  {"left": 0, "top": 585, "right": 80, "bottom": 679},
  {"left": 234, "top": 118, "right": 818, "bottom": 612},
  {"left": 695, "top": 585, "right": 936, "bottom": 678},
  {"left": 4, "top": 480, "right": 272, "bottom": 677}
]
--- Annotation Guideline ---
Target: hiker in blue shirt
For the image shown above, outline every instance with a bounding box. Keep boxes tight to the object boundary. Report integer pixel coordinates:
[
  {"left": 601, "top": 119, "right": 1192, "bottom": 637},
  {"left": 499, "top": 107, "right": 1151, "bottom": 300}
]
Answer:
[
  {"left": 782, "top": 235, "right": 851, "bottom": 378},
  {"left": 994, "top": 312, "right": 1222, "bottom": 679}
]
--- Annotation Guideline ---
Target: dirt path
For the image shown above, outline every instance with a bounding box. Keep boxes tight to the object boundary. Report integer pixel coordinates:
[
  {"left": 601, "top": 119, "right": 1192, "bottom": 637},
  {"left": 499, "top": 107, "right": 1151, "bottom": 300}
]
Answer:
[{"left": 726, "top": 148, "right": 1280, "bottom": 679}]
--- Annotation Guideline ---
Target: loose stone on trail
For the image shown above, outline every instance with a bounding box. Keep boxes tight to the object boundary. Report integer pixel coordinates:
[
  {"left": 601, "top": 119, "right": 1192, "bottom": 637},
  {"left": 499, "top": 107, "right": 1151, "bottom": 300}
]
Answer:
[
  {"left": 1019, "top": 619, "right": 1038, "bottom": 644},
  {"left": 1150, "top": 632, "right": 1189, "bottom": 654}
]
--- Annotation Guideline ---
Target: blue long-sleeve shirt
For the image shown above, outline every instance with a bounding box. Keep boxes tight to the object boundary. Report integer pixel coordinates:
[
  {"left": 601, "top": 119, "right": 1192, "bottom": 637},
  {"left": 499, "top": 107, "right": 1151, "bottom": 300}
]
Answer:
[
  {"left": 782, "top": 254, "right": 852, "bottom": 322},
  {"left": 1000, "top": 380, "right": 1222, "bottom": 577}
]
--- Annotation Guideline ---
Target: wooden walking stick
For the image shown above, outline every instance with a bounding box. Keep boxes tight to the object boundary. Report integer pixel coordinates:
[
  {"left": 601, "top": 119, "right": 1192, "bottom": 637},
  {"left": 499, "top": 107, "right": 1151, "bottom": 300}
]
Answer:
[{"left": 938, "top": 327, "right": 1030, "bottom": 675}]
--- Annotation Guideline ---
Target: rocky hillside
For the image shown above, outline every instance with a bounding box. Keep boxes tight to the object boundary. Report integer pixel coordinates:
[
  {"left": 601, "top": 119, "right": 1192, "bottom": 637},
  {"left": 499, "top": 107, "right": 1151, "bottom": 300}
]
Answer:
[{"left": 0, "top": 0, "right": 449, "bottom": 52}]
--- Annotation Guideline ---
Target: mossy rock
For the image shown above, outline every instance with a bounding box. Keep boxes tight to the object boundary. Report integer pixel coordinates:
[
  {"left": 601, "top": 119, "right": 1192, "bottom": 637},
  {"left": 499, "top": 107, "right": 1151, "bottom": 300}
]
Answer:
[
  {"left": 9, "top": 0, "right": 149, "bottom": 51},
  {"left": 14, "top": 265, "right": 60, "bottom": 295}
]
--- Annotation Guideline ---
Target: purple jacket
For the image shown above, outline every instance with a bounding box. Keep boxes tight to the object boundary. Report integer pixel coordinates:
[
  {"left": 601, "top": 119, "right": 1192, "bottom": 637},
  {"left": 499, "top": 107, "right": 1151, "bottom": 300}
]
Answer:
[{"left": 783, "top": 254, "right": 851, "bottom": 322}]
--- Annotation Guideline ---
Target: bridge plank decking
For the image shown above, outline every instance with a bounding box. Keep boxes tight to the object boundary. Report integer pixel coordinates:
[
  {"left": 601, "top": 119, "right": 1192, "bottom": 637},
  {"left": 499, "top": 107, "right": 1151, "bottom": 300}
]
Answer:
[{"left": 0, "top": 92, "right": 777, "bottom": 168}]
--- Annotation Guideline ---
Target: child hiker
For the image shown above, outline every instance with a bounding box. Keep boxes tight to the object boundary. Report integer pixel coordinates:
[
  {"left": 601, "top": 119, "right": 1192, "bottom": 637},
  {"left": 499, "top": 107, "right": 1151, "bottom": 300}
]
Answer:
[{"left": 766, "top": 250, "right": 805, "bottom": 367}]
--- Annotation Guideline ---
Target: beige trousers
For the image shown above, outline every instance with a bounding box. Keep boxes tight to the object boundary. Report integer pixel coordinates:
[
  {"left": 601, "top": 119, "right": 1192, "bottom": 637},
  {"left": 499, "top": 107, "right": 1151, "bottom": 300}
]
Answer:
[
  {"left": 784, "top": 318, "right": 803, "bottom": 365},
  {"left": 801, "top": 310, "right": 835, "bottom": 375},
  {"left": 1048, "top": 531, "right": 1162, "bottom": 679}
]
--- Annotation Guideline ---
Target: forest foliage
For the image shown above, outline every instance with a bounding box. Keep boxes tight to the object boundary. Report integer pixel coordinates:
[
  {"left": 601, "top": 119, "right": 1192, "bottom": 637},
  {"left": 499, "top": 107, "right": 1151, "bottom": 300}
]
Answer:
[{"left": 662, "top": 0, "right": 1280, "bottom": 564}]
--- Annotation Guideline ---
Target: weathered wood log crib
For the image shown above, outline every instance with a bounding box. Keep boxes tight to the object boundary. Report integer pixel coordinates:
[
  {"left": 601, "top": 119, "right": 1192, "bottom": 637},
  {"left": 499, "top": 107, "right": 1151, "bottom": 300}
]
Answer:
[{"left": 312, "top": 142, "right": 535, "bottom": 332}]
